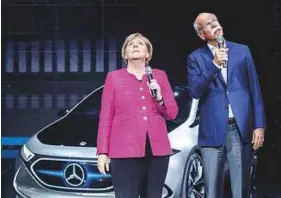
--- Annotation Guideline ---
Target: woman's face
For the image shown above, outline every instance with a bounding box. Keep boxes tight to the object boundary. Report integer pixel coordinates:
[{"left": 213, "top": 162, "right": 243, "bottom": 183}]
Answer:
[{"left": 125, "top": 37, "right": 149, "bottom": 61}]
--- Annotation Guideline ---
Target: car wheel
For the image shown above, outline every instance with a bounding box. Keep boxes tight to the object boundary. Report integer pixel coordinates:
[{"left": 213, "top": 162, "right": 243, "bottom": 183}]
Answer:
[{"left": 180, "top": 152, "right": 205, "bottom": 198}]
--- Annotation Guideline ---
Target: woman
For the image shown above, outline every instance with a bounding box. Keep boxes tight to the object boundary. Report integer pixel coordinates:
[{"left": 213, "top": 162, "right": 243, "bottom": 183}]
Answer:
[{"left": 97, "top": 32, "right": 178, "bottom": 198}]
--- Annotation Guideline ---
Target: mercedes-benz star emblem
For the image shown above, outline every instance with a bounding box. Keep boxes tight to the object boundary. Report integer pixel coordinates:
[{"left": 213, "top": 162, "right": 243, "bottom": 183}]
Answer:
[
  {"left": 64, "top": 163, "right": 85, "bottom": 187},
  {"left": 79, "top": 141, "right": 87, "bottom": 146}
]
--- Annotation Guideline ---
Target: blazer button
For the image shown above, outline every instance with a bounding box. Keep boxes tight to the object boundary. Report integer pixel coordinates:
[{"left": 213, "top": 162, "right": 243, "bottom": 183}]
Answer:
[
  {"left": 143, "top": 116, "right": 148, "bottom": 120},
  {"left": 142, "top": 106, "right": 147, "bottom": 110},
  {"left": 141, "top": 96, "right": 146, "bottom": 100},
  {"left": 225, "top": 106, "right": 229, "bottom": 109},
  {"left": 140, "top": 87, "right": 144, "bottom": 91}
]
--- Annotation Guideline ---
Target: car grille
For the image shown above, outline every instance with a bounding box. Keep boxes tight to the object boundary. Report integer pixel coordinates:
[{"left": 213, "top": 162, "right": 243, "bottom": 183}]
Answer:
[{"left": 30, "top": 158, "right": 113, "bottom": 192}]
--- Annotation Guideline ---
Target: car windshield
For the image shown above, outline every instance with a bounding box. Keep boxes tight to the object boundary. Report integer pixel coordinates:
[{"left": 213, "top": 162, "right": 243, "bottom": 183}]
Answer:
[
  {"left": 37, "top": 86, "right": 194, "bottom": 146},
  {"left": 166, "top": 86, "right": 193, "bottom": 132},
  {"left": 37, "top": 87, "right": 103, "bottom": 147},
  {"left": 70, "top": 87, "right": 103, "bottom": 116}
]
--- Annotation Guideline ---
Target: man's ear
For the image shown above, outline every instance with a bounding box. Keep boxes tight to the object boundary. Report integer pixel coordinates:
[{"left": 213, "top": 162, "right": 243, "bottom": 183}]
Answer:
[{"left": 198, "top": 32, "right": 206, "bottom": 41}]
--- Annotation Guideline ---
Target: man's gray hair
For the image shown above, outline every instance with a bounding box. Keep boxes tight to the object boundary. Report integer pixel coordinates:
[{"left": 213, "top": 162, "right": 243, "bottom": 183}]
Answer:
[
  {"left": 193, "top": 12, "right": 216, "bottom": 34},
  {"left": 193, "top": 22, "right": 200, "bottom": 33}
]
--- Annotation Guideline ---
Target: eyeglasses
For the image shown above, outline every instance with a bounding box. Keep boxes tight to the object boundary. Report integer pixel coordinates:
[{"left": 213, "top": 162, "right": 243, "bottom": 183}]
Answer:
[{"left": 198, "top": 19, "right": 218, "bottom": 32}]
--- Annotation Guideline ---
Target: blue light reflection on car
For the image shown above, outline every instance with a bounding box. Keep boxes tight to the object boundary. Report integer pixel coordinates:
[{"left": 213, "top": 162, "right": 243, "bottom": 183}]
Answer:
[{"left": 36, "top": 162, "right": 112, "bottom": 188}]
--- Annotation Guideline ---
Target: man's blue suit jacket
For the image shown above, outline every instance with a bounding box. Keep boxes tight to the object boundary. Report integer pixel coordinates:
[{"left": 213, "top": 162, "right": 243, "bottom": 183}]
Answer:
[{"left": 187, "top": 41, "right": 266, "bottom": 146}]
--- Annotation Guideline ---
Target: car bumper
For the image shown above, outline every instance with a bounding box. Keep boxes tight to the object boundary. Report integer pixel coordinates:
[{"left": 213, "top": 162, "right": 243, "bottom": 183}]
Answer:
[
  {"left": 13, "top": 159, "right": 115, "bottom": 198},
  {"left": 13, "top": 157, "right": 174, "bottom": 198}
]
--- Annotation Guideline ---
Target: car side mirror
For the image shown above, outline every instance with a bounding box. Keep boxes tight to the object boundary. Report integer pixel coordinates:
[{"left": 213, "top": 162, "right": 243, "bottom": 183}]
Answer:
[{"left": 58, "top": 109, "right": 70, "bottom": 117}]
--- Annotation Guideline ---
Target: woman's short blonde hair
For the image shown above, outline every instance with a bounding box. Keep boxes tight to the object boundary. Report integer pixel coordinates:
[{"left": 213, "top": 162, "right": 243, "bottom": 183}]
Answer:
[{"left": 121, "top": 33, "right": 153, "bottom": 63}]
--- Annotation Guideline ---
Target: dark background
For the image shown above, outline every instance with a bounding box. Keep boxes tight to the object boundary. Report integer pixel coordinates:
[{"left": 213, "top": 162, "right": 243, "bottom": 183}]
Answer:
[{"left": 1, "top": 0, "right": 281, "bottom": 197}]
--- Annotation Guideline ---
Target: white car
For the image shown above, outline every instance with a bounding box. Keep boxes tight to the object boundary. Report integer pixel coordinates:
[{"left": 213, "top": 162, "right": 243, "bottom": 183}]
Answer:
[{"left": 13, "top": 85, "right": 256, "bottom": 198}]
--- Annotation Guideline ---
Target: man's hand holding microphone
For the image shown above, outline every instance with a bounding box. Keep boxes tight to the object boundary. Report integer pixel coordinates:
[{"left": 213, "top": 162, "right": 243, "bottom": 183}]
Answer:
[
  {"left": 214, "top": 35, "right": 228, "bottom": 68},
  {"left": 214, "top": 47, "right": 228, "bottom": 68}
]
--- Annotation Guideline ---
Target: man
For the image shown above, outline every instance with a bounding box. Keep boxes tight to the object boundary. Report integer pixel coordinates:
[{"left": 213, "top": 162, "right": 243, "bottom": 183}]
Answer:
[{"left": 187, "top": 13, "right": 266, "bottom": 198}]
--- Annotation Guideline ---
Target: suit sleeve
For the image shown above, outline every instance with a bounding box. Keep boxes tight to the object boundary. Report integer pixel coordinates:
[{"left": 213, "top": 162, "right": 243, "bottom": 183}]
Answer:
[
  {"left": 97, "top": 72, "right": 115, "bottom": 154},
  {"left": 187, "top": 53, "right": 221, "bottom": 99},
  {"left": 245, "top": 46, "right": 267, "bottom": 129},
  {"left": 156, "top": 71, "right": 178, "bottom": 120}
]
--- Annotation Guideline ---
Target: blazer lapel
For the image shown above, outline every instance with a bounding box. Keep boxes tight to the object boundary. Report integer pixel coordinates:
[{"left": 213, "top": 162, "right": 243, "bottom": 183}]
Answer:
[
  {"left": 225, "top": 41, "right": 234, "bottom": 86},
  {"left": 200, "top": 45, "right": 226, "bottom": 89}
]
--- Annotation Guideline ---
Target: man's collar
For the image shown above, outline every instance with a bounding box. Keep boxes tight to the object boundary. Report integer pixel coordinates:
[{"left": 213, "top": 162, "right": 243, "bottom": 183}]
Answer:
[
  {"left": 207, "top": 41, "right": 228, "bottom": 51},
  {"left": 207, "top": 43, "right": 216, "bottom": 51}
]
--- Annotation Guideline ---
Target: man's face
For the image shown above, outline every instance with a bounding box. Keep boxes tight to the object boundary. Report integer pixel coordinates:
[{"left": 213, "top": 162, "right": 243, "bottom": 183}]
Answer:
[{"left": 197, "top": 14, "right": 224, "bottom": 41}]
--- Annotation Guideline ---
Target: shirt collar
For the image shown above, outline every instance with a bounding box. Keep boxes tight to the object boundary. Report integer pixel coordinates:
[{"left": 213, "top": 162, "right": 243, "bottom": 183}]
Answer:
[{"left": 207, "top": 43, "right": 216, "bottom": 51}]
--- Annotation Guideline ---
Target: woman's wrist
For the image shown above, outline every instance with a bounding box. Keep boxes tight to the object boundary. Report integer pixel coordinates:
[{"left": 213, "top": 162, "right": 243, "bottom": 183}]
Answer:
[
  {"left": 156, "top": 95, "right": 163, "bottom": 103},
  {"left": 98, "top": 153, "right": 108, "bottom": 156}
]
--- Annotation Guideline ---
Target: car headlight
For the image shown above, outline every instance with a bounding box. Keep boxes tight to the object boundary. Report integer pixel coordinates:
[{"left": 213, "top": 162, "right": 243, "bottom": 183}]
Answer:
[
  {"left": 162, "top": 186, "right": 168, "bottom": 197},
  {"left": 162, "top": 184, "right": 173, "bottom": 198},
  {"left": 21, "top": 144, "right": 34, "bottom": 162}
]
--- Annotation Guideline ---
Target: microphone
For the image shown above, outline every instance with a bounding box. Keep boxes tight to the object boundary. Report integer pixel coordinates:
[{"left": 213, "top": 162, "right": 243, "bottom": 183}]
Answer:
[
  {"left": 145, "top": 66, "right": 157, "bottom": 98},
  {"left": 216, "top": 35, "right": 227, "bottom": 68}
]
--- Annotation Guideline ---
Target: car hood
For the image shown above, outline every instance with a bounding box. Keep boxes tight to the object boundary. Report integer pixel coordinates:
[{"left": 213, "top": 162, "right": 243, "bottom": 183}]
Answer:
[{"left": 36, "top": 113, "right": 98, "bottom": 148}]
